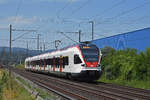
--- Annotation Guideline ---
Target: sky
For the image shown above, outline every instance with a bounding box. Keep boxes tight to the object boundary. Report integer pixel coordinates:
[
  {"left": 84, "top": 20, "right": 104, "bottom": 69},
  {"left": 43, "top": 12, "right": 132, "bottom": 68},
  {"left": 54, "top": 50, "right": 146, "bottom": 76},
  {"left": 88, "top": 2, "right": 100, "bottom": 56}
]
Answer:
[{"left": 0, "top": 0, "right": 150, "bottom": 50}]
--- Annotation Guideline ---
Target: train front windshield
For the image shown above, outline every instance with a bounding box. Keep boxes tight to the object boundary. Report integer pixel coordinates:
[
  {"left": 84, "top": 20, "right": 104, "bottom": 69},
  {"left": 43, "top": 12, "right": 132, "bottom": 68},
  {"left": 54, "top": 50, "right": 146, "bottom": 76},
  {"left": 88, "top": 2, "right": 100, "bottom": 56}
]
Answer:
[{"left": 80, "top": 44, "right": 99, "bottom": 62}]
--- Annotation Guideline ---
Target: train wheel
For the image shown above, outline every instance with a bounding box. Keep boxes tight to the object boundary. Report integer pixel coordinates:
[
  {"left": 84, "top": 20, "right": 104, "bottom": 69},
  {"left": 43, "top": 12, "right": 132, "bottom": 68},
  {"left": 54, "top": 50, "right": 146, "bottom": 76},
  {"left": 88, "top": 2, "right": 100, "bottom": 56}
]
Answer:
[{"left": 67, "top": 73, "right": 73, "bottom": 80}]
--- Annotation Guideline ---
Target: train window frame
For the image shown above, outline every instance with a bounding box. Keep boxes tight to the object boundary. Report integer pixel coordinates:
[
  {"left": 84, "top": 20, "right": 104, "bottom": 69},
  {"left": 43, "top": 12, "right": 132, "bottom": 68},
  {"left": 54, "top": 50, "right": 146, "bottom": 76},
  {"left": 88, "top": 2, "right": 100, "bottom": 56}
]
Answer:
[
  {"left": 63, "top": 56, "right": 69, "bottom": 66},
  {"left": 74, "top": 54, "right": 82, "bottom": 64}
]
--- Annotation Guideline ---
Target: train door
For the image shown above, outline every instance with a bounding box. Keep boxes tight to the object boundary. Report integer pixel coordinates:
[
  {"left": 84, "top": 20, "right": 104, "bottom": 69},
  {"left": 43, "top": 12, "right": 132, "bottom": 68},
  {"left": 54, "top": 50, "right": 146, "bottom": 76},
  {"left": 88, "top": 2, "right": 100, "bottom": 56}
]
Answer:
[
  {"left": 44, "top": 59, "right": 46, "bottom": 71},
  {"left": 68, "top": 52, "right": 73, "bottom": 72},
  {"left": 31, "top": 61, "right": 33, "bottom": 70},
  {"left": 60, "top": 56, "right": 63, "bottom": 72},
  {"left": 40, "top": 60, "right": 42, "bottom": 71},
  {"left": 53, "top": 57, "right": 55, "bottom": 72},
  {"left": 62, "top": 55, "right": 69, "bottom": 72}
]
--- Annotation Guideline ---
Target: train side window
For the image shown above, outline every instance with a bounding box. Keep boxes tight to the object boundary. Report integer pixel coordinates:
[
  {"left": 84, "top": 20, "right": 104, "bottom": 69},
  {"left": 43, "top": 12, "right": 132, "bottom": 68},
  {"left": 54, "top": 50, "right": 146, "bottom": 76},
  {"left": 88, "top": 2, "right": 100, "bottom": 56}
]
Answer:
[
  {"left": 46, "top": 58, "right": 52, "bottom": 65},
  {"left": 65, "top": 56, "right": 69, "bottom": 65},
  {"left": 33, "top": 61, "right": 36, "bottom": 66},
  {"left": 27, "top": 61, "right": 29, "bottom": 66},
  {"left": 37, "top": 60, "right": 40, "bottom": 65},
  {"left": 27, "top": 61, "right": 30, "bottom": 66},
  {"left": 40, "top": 60, "right": 43, "bottom": 66},
  {"left": 63, "top": 56, "right": 69, "bottom": 66},
  {"left": 62, "top": 57, "right": 65, "bottom": 68},
  {"left": 31, "top": 61, "right": 34, "bottom": 66},
  {"left": 35, "top": 61, "right": 37, "bottom": 66},
  {"left": 55, "top": 57, "right": 60, "bottom": 68},
  {"left": 74, "top": 54, "right": 82, "bottom": 64}
]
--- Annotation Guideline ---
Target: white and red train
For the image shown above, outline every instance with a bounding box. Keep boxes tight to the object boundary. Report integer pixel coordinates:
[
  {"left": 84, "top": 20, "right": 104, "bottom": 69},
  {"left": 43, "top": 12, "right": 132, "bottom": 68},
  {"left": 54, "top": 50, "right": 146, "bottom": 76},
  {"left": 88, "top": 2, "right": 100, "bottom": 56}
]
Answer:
[{"left": 25, "top": 42, "right": 102, "bottom": 80}]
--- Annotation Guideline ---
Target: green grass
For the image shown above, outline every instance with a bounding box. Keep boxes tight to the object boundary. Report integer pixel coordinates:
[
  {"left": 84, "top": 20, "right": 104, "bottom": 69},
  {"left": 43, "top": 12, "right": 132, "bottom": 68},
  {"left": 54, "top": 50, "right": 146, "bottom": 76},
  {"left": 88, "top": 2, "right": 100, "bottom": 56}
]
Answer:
[
  {"left": 16, "top": 76, "right": 55, "bottom": 100},
  {"left": 35, "top": 88, "right": 55, "bottom": 100},
  {"left": 98, "top": 74, "right": 150, "bottom": 90},
  {"left": 16, "top": 77, "right": 32, "bottom": 89},
  {"left": 0, "top": 69, "right": 35, "bottom": 100},
  {"left": 16, "top": 64, "right": 25, "bottom": 69}
]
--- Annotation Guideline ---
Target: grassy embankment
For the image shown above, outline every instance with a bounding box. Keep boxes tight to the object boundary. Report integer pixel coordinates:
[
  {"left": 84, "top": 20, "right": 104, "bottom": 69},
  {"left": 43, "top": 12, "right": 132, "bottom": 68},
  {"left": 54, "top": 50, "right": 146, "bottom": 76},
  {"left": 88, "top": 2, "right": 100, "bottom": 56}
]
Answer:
[
  {"left": 15, "top": 64, "right": 24, "bottom": 69},
  {"left": 15, "top": 64, "right": 55, "bottom": 100},
  {"left": 98, "top": 47, "right": 150, "bottom": 90},
  {"left": 0, "top": 69, "right": 35, "bottom": 100}
]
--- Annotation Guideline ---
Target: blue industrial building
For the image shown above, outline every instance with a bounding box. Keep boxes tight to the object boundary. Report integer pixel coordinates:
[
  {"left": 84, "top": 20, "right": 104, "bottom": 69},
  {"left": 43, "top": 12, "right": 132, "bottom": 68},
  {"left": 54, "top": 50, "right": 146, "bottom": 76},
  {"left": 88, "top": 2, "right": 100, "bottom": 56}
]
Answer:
[{"left": 92, "top": 27, "right": 150, "bottom": 51}]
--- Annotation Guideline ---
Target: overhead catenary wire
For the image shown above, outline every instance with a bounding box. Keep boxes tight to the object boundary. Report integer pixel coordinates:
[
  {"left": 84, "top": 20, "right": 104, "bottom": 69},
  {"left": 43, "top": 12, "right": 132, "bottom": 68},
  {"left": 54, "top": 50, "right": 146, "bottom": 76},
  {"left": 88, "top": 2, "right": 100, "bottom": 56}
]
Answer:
[
  {"left": 95, "top": 1, "right": 150, "bottom": 27},
  {"left": 27, "top": 0, "right": 74, "bottom": 35},
  {"left": 68, "top": 0, "right": 91, "bottom": 17},
  {"left": 12, "top": 30, "right": 36, "bottom": 41},
  {"left": 91, "top": 0, "right": 126, "bottom": 20},
  {"left": 60, "top": 0, "right": 125, "bottom": 40},
  {"left": 15, "top": 0, "right": 23, "bottom": 22},
  {"left": 56, "top": 0, "right": 73, "bottom": 19},
  {"left": 95, "top": 15, "right": 150, "bottom": 36},
  {"left": 58, "top": 31, "right": 78, "bottom": 44},
  {"left": 34, "top": 0, "right": 90, "bottom": 33},
  {"left": 61, "top": 0, "right": 125, "bottom": 24},
  {"left": 121, "top": 15, "right": 150, "bottom": 25}
]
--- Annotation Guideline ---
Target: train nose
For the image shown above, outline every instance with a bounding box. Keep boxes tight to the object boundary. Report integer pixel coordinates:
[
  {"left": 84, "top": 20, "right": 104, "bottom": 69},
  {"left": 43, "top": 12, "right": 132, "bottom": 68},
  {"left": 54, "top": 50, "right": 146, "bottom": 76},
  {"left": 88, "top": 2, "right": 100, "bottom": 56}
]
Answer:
[
  {"left": 85, "top": 62, "right": 98, "bottom": 67},
  {"left": 81, "top": 64, "right": 86, "bottom": 67}
]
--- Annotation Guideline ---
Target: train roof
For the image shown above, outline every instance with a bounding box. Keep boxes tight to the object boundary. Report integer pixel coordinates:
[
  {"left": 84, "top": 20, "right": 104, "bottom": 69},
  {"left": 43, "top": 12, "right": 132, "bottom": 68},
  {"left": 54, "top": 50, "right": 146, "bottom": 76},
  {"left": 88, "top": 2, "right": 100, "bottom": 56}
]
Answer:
[{"left": 25, "top": 42, "right": 97, "bottom": 62}]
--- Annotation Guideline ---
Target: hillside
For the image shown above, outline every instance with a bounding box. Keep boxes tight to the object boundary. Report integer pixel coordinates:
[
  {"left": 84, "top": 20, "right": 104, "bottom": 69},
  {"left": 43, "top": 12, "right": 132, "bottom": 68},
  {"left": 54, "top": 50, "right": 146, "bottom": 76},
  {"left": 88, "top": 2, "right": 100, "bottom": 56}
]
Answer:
[{"left": 0, "top": 47, "right": 55, "bottom": 65}]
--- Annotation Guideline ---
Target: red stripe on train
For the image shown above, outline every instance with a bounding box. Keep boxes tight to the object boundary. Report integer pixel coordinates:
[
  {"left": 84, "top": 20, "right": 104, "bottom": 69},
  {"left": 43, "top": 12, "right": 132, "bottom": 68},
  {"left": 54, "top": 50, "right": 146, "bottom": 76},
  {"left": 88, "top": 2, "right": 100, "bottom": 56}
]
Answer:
[{"left": 85, "top": 62, "right": 98, "bottom": 67}]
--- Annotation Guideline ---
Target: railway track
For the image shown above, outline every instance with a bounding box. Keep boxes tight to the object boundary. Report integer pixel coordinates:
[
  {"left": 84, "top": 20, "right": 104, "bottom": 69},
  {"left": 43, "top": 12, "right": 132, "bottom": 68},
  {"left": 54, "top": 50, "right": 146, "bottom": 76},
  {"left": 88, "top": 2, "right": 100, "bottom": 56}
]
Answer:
[
  {"left": 81, "top": 82, "right": 150, "bottom": 100},
  {"left": 97, "top": 82, "right": 150, "bottom": 96},
  {"left": 12, "top": 68, "right": 150, "bottom": 100}
]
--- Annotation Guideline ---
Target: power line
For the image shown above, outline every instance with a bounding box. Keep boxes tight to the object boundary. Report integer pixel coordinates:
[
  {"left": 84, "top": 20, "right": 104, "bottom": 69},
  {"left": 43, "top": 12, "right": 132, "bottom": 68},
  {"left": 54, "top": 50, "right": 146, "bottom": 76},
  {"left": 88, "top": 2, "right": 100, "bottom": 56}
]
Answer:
[
  {"left": 91, "top": 0, "right": 126, "bottom": 20},
  {"left": 29, "top": 0, "right": 73, "bottom": 35},
  {"left": 121, "top": 15, "right": 150, "bottom": 25},
  {"left": 95, "top": 1, "right": 150, "bottom": 27},
  {"left": 56, "top": 0, "right": 73, "bottom": 18},
  {"left": 61, "top": 0, "right": 125, "bottom": 25},
  {"left": 68, "top": 0, "right": 91, "bottom": 17},
  {"left": 15, "top": 0, "right": 23, "bottom": 22},
  {"left": 12, "top": 29, "right": 37, "bottom": 41},
  {"left": 57, "top": 31, "right": 78, "bottom": 43},
  {"left": 33, "top": 0, "right": 90, "bottom": 34},
  {"left": 35, "top": 0, "right": 74, "bottom": 31}
]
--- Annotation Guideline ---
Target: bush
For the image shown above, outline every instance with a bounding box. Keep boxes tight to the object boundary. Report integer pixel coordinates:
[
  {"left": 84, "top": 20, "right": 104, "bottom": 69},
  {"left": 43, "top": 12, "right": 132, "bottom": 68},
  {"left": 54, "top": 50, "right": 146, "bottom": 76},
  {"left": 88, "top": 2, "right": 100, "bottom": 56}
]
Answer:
[
  {"left": 133, "top": 48, "right": 150, "bottom": 81},
  {"left": 101, "top": 47, "right": 150, "bottom": 81}
]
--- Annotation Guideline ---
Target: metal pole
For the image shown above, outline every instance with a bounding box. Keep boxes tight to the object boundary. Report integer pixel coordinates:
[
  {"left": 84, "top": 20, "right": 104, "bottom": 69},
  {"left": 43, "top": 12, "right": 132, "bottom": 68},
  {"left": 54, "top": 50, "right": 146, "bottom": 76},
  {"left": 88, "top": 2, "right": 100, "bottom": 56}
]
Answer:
[
  {"left": 9, "top": 24, "right": 13, "bottom": 90},
  {"left": 10, "top": 24, "right": 12, "bottom": 57},
  {"left": 55, "top": 40, "right": 57, "bottom": 50},
  {"left": 55, "top": 40, "right": 61, "bottom": 50},
  {"left": 37, "top": 34, "right": 40, "bottom": 51},
  {"left": 26, "top": 41, "right": 28, "bottom": 57},
  {"left": 89, "top": 21, "right": 94, "bottom": 41},
  {"left": 40, "top": 46, "right": 42, "bottom": 52},
  {"left": 79, "top": 30, "right": 81, "bottom": 42},
  {"left": 43, "top": 43, "right": 45, "bottom": 52},
  {"left": 9, "top": 24, "right": 12, "bottom": 76}
]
